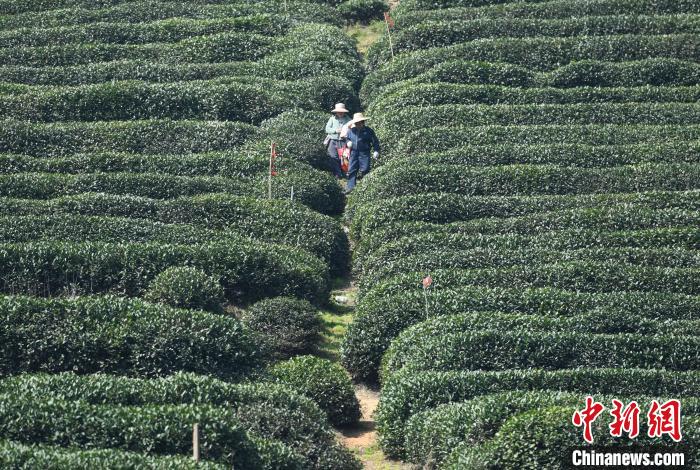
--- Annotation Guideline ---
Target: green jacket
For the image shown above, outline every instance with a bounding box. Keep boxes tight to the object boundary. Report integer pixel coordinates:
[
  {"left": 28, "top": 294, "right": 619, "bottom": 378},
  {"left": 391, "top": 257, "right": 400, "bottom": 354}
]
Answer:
[{"left": 325, "top": 115, "right": 351, "bottom": 140}]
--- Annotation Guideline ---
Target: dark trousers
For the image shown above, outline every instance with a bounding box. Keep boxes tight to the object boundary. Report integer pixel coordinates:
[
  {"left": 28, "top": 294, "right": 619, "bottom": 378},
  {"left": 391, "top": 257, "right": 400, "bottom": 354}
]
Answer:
[
  {"left": 327, "top": 140, "right": 343, "bottom": 178},
  {"left": 347, "top": 151, "right": 370, "bottom": 190}
]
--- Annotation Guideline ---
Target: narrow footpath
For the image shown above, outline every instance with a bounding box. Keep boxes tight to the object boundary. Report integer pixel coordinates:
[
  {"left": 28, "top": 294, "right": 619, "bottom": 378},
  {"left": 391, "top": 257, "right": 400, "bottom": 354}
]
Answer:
[{"left": 321, "top": 281, "right": 411, "bottom": 469}]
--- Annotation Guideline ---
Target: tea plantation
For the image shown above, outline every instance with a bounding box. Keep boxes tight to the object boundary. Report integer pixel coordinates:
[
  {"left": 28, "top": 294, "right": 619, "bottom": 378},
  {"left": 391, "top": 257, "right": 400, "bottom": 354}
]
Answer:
[
  {"left": 1, "top": 0, "right": 699, "bottom": 468},
  {"left": 0, "top": 0, "right": 377, "bottom": 467},
  {"left": 342, "top": 0, "right": 700, "bottom": 467}
]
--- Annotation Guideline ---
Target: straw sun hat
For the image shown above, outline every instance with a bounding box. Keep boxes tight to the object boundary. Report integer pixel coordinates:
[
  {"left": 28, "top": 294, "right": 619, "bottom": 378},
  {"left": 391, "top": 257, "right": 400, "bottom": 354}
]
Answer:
[
  {"left": 331, "top": 103, "right": 349, "bottom": 114},
  {"left": 349, "top": 112, "right": 369, "bottom": 125}
]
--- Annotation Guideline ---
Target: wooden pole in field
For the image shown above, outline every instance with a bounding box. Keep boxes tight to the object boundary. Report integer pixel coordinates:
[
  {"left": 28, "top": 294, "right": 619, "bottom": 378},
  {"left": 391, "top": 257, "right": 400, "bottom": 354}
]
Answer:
[
  {"left": 384, "top": 12, "right": 395, "bottom": 59},
  {"left": 269, "top": 142, "right": 274, "bottom": 199},
  {"left": 193, "top": 423, "right": 200, "bottom": 462}
]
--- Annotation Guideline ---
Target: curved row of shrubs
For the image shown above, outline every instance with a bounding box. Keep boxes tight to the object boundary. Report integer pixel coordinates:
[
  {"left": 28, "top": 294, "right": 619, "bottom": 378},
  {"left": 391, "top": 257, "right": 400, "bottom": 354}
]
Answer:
[
  {"left": 350, "top": 190, "right": 700, "bottom": 242},
  {"left": 356, "top": 225, "right": 699, "bottom": 281},
  {"left": 0, "top": 170, "right": 343, "bottom": 215},
  {"left": 0, "top": 1, "right": 342, "bottom": 30},
  {"left": 0, "top": 240, "right": 328, "bottom": 303},
  {"left": 352, "top": 163, "right": 700, "bottom": 206},
  {"left": 382, "top": 329, "right": 700, "bottom": 381},
  {"left": 376, "top": 368, "right": 700, "bottom": 458},
  {"left": 0, "top": 150, "right": 310, "bottom": 178},
  {"left": 0, "top": 15, "right": 291, "bottom": 48},
  {"left": 0, "top": 193, "right": 349, "bottom": 274},
  {"left": 0, "top": 372, "right": 361, "bottom": 469},
  {"left": 361, "top": 34, "right": 699, "bottom": 99},
  {"left": 0, "top": 394, "right": 300, "bottom": 468},
  {"left": 0, "top": 50, "right": 362, "bottom": 86},
  {"left": 370, "top": 83, "right": 700, "bottom": 116},
  {"left": 342, "top": 287, "right": 700, "bottom": 382},
  {"left": 0, "top": 118, "right": 257, "bottom": 156},
  {"left": 0, "top": 296, "right": 260, "bottom": 379},
  {"left": 358, "top": 246, "right": 700, "bottom": 289},
  {"left": 392, "top": 0, "right": 700, "bottom": 26},
  {"left": 367, "top": 14, "right": 700, "bottom": 66},
  {"left": 0, "top": 238, "right": 328, "bottom": 303},
  {"left": 374, "top": 141, "right": 700, "bottom": 170},
  {"left": 0, "top": 440, "right": 225, "bottom": 469},
  {"left": 0, "top": 23, "right": 358, "bottom": 67},
  {"left": 366, "top": 264, "right": 700, "bottom": 302},
  {"left": 0, "top": 77, "right": 356, "bottom": 123},
  {"left": 374, "top": 103, "right": 700, "bottom": 147},
  {"left": 393, "top": 124, "right": 700, "bottom": 157},
  {"left": 356, "top": 213, "right": 699, "bottom": 275}
]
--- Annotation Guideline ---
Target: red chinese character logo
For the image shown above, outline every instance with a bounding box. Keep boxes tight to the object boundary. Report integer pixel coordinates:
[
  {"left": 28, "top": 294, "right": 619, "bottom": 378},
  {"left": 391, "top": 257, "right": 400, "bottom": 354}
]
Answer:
[
  {"left": 609, "top": 399, "right": 640, "bottom": 439},
  {"left": 572, "top": 396, "right": 605, "bottom": 443},
  {"left": 647, "top": 399, "right": 682, "bottom": 442}
]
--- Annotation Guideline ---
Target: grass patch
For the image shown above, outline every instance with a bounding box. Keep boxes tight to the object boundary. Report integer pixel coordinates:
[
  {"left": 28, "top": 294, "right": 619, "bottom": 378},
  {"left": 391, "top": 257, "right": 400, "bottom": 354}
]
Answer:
[
  {"left": 345, "top": 20, "right": 385, "bottom": 56},
  {"left": 318, "top": 310, "right": 353, "bottom": 362}
]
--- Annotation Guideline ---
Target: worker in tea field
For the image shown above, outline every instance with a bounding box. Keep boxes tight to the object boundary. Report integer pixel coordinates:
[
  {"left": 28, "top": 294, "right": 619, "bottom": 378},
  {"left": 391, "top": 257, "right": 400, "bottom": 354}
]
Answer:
[
  {"left": 345, "top": 112, "right": 380, "bottom": 194},
  {"left": 324, "top": 103, "right": 352, "bottom": 179}
]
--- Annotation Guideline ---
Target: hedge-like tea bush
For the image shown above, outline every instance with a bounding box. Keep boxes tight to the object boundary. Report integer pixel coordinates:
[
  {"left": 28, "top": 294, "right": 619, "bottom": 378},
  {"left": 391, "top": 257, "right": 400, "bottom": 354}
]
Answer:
[
  {"left": 0, "top": 78, "right": 355, "bottom": 123},
  {"left": 444, "top": 407, "right": 699, "bottom": 469},
  {"left": 382, "top": 329, "right": 700, "bottom": 380},
  {"left": 0, "top": 150, "right": 303, "bottom": 177},
  {"left": 361, "top": 59, "right": 535, "bottom": 102},
  {"left": 0, "top": 194, "right": 349, "bottom": 275},
  {"left": 0, "top": 394, "right": 297, "bottom": 468},
  {"left": 374, "top": 103, "right": 700, "bottom": 146},
  {"left": 242, "top": 297, "right": 322, "bottom": 359},
  {"left": 356, "top": 226, "right": 700, "bottom": 282},
  {"left": 0, "top": 119, "right": 257, "bottom": 157},
  {"left": 0, "top": 440, "right": 226, "bottom": 469},
  {"left": 359, "top": 246, "right": 700, "bottom": 289},
  {"left": 369, "top": 83, "right": 700, "bottom": 113},
  {"left": 0, "top": 15, "right": 290, "bottom": 48},
  {"left": 337, "top": 0, "right": 387, "bottom": 24},
  {"left": 545, "top": 58, "right": 700, "bottom": 87},
  {"left": 393, "top": 124, "right": 700, "bottom": 157},
  {"left": 393, "top": 0, "right": 700, "bottom": 25},
  {"left": 350, "top": 190, "right": 700, "bottom": 242},
  {"left": 248, "top": 110, "right": 333, "bottom": 169},
  {"left": 353, "top": 203, "right": 700, "bottom": 263},
  {"left": 0, "top": 31, "right": 278, "bottom": 67},
  {"left": 366, "top": 264, "right": 699, "bottom": 303},
  {"left": 0, "top": 55, "right": 353, "bottom": 86},
  {"left": 0, "top": 22, "right": 358, "bottom": 67},
  {"left": 357, "top": 218, "right": 699, "bottom": 277},
  {"left": 342, "top": 287, "right": 700, "bottom": 382},
  {"left": 362, "top": 33, "right": 699, "bottom": 94},
  {"left": 0, "top": 372, "right": 361, "bottom": 469},
  {"left": 145, "top": 267, "right": 225, "bottom": 313},
  {"left": 0, "top": 152, "right": 344, "bottom": 214},
  {"left": 0, "top": 296, "right": 260, "bottom": 379},
  {"left": 0, "top": 170, "right": 342, "bottom": 215},
  {"left": 0, "top": 0, "right": 342, "bottom": 26},
  {"left": 352, "top": 163, "right": 700, "bottom": 205},
  {"left": 0, "top": 240, "right": 328, "bottom": 303},
  {"left": 270, "top": 356, "right": 361, "bottom": 426},
  {"left": 368, "top": 14, "right": 700, "bottom": 65},
  {"left": 376, "top": 368, "right": 700, "bottom": 458},
  {"left": 375, "top": 141, "right": 700, "bottom": 169},
  {"left": 407, "top": 391, "right": 700, "bottom": 466}
]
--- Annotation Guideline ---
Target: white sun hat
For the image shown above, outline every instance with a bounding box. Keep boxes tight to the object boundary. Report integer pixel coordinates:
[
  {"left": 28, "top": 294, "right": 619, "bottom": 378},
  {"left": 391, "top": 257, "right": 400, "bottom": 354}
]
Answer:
[{"left": 331, "top": 103, "right": 349, "bottom": 114}]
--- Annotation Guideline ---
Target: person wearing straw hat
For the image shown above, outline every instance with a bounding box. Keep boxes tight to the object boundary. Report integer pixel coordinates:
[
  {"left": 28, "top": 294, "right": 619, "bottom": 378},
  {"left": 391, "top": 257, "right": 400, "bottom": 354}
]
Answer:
[
  {"left": 324, "top": 103, "right": 352, "bottom": 179},
  {"left": 345, "top": 112, "right": 380, "bottom": 194}
]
